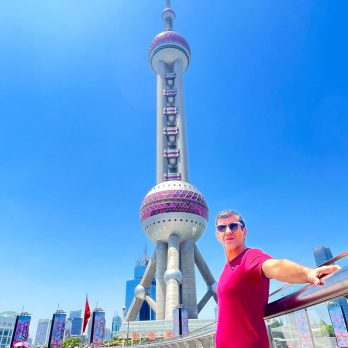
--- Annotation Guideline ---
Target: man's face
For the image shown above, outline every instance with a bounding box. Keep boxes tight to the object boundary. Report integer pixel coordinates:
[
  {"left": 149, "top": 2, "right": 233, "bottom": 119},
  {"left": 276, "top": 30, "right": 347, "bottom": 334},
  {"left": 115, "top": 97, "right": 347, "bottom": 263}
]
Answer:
[{"left": 216, "top": 214, "right": 247, "bottom": 252}]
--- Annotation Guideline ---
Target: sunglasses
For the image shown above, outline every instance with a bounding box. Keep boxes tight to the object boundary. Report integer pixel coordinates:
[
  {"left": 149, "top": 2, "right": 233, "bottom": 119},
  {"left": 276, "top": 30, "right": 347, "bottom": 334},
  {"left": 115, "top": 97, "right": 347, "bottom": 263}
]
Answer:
[{"left": 216, "top": 222, "right": 244, "bottom": 233}]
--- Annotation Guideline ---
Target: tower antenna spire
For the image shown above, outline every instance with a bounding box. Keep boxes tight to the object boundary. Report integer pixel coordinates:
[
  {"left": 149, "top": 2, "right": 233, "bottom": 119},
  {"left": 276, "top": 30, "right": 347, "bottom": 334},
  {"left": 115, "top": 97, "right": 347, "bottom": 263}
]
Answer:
[{"left": 162, "top": 0, "right": 175, "bottom": 31}]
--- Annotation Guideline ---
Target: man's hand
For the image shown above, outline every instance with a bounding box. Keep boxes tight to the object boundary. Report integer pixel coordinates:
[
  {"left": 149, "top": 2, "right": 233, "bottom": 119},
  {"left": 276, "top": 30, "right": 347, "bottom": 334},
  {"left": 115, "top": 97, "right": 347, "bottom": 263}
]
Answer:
[{"left": 306, "top": 265, "right": 341, "bottom": 285}]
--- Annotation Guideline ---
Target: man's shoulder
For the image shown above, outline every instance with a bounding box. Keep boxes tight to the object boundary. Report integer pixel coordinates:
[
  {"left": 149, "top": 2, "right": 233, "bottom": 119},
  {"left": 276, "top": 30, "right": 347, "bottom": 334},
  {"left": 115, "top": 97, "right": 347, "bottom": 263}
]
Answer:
[
  {"left": 243, "top": 248, "right": 273, "bottom": 278},
  {"left": 245, "top": 247, "right": 267, "bottom": 255},
  {"left": 244, "top": 248, "right": 272, "bottom": 260}
]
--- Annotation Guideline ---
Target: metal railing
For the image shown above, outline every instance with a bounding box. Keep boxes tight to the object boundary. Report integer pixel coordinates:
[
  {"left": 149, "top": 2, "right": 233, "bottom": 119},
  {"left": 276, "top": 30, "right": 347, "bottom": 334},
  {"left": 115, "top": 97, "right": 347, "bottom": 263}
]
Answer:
[
  {"left": 265, "top": 265, "right": 348, "bottom": 319},
  {"left": 268, "top": 249, "right": 348, "bottom": 300}
]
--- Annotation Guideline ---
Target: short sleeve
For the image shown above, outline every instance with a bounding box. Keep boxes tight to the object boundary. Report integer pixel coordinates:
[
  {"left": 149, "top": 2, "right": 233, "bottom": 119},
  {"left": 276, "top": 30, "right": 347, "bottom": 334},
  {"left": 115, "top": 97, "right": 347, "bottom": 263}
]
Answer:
[{"left": 244, "top": 248, "right": 272, "bottom": 281}]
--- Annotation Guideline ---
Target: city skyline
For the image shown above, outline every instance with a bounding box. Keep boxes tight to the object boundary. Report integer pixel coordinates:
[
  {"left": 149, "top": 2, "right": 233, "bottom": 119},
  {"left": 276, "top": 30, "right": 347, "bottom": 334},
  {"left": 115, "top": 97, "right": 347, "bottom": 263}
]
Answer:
[{"left": 1, "top": 0, "right": 347, "bottom": 340}]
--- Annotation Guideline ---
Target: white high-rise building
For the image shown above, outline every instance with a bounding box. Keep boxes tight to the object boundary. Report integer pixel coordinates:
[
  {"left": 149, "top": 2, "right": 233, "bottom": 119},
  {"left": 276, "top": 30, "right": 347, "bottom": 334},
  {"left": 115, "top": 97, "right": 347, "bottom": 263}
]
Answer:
[
  {"left": 0, "top": 312, "right": 16, "bottom": 348},
  {"left": 34, "top": 319, "right": 51, "bottom": 346}
]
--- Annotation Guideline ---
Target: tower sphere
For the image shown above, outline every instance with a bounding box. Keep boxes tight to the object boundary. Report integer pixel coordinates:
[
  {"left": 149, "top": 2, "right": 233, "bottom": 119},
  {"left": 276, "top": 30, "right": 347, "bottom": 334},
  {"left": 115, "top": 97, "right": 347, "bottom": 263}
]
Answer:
[
  {"left": 149, "top": 31, "right": 191, "bottom": 73},
  {"left": 140, "top": 181, "right": 208, "bottom": 243}
]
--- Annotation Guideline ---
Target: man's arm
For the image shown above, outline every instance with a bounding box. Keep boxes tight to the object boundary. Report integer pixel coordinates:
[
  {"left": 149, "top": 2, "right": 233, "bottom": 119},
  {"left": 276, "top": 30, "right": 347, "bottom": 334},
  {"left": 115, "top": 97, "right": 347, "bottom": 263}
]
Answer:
[{"left": 262, "top": 258, "right": 340, "bottom": 285}]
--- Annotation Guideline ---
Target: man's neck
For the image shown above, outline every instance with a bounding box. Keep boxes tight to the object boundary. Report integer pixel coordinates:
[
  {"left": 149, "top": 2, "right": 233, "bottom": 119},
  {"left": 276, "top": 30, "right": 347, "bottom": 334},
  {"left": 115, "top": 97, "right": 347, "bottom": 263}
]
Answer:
[{"left": 225, "top": 245, "right": 247, "bottom": 262}]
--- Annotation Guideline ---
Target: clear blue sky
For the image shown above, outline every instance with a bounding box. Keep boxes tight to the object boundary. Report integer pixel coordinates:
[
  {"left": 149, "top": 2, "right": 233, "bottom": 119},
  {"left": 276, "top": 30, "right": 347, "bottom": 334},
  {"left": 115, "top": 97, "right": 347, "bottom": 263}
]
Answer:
[{"left": 1, "top": 0, "right": 347, "bottom": 338}]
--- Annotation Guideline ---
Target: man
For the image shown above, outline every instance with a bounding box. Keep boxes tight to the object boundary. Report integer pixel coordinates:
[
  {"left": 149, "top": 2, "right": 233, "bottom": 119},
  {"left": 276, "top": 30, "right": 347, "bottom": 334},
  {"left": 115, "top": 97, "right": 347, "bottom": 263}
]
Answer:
[{"left": 215, "top": 209, "right": 340, "bottom": 348}]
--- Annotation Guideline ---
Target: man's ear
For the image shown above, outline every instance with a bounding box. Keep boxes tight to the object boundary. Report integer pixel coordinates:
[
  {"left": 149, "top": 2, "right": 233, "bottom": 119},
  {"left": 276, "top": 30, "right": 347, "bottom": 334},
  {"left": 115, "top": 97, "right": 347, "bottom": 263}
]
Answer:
[{"left": 243, "top": 227, "right": 247, "bottom": 239}]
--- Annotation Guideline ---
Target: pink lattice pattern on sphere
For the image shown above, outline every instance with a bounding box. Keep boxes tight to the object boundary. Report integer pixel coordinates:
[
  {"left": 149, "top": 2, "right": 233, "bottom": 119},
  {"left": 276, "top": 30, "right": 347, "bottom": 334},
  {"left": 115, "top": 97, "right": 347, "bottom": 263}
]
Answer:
[
  {"left": 140, "top": 200, "right": 208, "bottom": 222},
  {"left": 142, "top": 189, "right": 206, "bottom": 207}
]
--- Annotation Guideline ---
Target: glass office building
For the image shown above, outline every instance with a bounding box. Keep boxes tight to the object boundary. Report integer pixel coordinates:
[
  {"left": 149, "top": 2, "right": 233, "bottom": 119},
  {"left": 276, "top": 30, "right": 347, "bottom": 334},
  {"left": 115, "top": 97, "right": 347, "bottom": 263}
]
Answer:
[
  {"left": 64, "top": 310, "right": 82, "bottom": 338},
  {"left": 125, "top": 256, "right": 156, "bottom": 321},
  {"left": 69, "top": 310, "right": 82, "bottom": 336},
  {"left": 111, "top": 315, "right": 122, "bottom": 336},
  {"left": 313, "top": 246, "right": 334, "bottom": 266}
]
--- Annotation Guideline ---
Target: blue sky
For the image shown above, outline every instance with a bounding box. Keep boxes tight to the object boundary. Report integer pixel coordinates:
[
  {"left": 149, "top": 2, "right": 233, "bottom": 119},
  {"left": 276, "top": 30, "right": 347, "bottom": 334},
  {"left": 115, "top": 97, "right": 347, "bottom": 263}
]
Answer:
[{"left": 1, "top": 0, "right": 347, "bottom": 338}]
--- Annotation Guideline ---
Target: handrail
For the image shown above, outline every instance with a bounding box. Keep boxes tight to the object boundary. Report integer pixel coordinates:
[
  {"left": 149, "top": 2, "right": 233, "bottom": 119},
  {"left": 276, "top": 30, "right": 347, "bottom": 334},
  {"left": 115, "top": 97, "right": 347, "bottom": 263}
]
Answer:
[
  {"left": 265, "top": 265, "right": 348, "bottom": 319},
  {"left": 269, "top": 249, "right": 348, "bottom": 298},
  {"left": 320, "top": 249, "right": 348, "bottom": 266}
]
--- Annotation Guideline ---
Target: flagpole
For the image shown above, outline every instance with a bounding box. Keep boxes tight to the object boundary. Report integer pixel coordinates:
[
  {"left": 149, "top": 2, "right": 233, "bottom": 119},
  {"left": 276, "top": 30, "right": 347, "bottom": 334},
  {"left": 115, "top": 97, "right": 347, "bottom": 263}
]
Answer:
[{"left": 81, "top": 294, "right": 90, "bottom": 348}]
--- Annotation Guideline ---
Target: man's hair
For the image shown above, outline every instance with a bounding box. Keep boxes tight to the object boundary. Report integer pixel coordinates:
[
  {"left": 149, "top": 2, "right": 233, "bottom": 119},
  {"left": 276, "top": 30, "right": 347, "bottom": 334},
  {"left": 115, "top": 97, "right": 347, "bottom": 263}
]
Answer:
[{"left": 215, "top": 209, "right": 246, "bottom": 228}]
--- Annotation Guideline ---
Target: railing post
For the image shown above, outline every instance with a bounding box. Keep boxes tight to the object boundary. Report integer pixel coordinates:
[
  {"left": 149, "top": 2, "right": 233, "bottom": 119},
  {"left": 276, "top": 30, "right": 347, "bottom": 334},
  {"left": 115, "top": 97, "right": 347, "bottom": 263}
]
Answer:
[{"left": 197, "top": 337, "right": 211, "bottom": 348}]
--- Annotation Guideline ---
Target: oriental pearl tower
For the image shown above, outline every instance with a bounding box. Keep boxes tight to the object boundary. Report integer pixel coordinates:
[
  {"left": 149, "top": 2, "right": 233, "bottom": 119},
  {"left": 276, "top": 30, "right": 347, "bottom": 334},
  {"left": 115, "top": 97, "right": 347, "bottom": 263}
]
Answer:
[{"left": 125, "top": 0, "right": 217, "bottom": 321}]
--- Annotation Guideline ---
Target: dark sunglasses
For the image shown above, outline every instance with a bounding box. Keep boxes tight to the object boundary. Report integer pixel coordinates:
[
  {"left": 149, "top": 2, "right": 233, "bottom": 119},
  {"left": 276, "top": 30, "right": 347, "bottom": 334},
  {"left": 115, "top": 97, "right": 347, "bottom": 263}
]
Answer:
[{"left": 216, "top": 222, "right": 243, "bottom": 233}]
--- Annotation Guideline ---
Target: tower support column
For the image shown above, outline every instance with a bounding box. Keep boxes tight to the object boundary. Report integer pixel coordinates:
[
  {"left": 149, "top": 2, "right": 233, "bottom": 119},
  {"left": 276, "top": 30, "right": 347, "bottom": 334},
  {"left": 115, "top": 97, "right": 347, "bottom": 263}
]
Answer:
[
  {"left": 181, "top": 239, "right": 198, "bottom": 318},
  {"left": 165, "top": 234, "right": 182, "bottom": 319},
  {"left": 156, "top": 241, "right": 168, "bottom": 320}
]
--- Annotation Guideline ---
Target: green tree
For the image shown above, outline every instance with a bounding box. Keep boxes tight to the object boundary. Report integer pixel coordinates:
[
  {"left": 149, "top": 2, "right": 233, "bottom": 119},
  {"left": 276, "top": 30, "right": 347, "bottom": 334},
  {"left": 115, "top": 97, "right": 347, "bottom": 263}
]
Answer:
[
  {"left": 270, "top": 319, "right": 283, "bottom": 328},
  {"left": 103, "top": 336, "right": 124, "bottom": 347},
  {"left": 327, "top": 324, "right": 335, "bottom": 337},
  {"left": 62, "top": 337, "right": 81, "bottom": 348},
  {"left": 319, "top": 322, "right": 335, "bottom": 337}
]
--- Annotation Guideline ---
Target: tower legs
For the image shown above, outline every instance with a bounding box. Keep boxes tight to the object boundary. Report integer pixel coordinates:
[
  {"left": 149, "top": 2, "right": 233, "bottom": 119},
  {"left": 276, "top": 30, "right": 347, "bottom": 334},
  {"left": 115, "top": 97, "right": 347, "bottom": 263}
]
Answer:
[
  {"left": 194, "top": 245, "right": 217, "bottom": 314},
  {"left": 165, "top": 234, "right": 181, "bottom": 319},
  {"left": 181, "top": 239, "right": 198, "bottom": 318},
  {"left": 156, "top": 241, "right": 168, "bottom": 320},
  {"left": 125, "top": 241, "right": 216, "bottom": 321}
]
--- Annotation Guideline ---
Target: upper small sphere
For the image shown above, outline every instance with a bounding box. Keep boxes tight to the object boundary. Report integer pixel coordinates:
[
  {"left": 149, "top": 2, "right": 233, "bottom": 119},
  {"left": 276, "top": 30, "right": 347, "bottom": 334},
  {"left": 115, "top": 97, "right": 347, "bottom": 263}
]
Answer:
[
  {"left": 149, "top": 31, "right": 191, "bottom": 73},
  {"left": 140, "top": 181, "right": 208, "bottom": 243}
]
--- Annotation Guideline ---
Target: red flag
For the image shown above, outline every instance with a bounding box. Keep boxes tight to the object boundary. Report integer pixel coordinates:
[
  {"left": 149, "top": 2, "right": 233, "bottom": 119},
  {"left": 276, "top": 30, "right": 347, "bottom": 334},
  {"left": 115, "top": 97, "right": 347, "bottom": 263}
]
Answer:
[{"left": 82, "top": 296, "right": 91, "bottom": 333}]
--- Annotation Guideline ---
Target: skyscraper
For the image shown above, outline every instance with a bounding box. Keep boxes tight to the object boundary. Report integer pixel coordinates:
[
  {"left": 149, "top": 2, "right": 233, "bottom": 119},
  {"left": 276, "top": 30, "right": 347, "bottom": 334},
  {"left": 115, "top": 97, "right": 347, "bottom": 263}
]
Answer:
[
  {"left": 0, "top": 312, "right": 16, "bottom": 348},
  {"left": 69, "top": 311, "right": 82, "bottom": 319},
  {"left": 34, "top": 319, "right": 51, "bottom": 346},
  {"left": 104, "top": 328, "right": 112, "bottom": 341},
  {"left": 126, "top": 0, "right": 217, "bottom": 321},
  {"left": 125, "top": 255, "right": 156, "bottom": 321},
  {"left": 313, "top": 246, "right": 333, "bottom": 266},
  {"left": 64, "top": 318, "right": 72, "bottom": 338},
  {"left": 69, "top": 310, "right": 82, "bottom": 336},
  {"left": 111, "top": 315, "right": 122, "bottom": 336}
]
